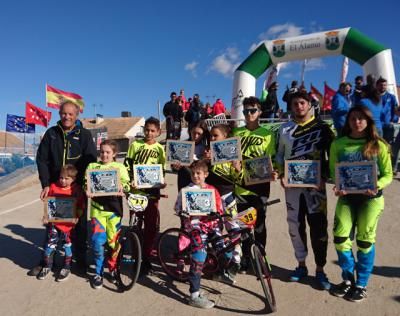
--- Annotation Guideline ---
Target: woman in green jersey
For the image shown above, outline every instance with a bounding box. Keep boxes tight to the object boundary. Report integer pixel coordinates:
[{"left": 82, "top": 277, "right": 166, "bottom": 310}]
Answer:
[{"left": 329, "top": 105, "right": 392, "bottom": 302}]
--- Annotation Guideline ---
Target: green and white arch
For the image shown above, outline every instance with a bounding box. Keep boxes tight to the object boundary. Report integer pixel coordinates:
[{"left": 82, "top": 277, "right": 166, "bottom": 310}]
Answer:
[{"left": 231, "top": 27, "right": 398, "bottom": 122}]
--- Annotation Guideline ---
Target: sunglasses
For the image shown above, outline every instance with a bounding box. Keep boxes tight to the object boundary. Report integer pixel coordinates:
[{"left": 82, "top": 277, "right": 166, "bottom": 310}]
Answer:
[{"left": 243, "top": 108, "right": 259, "bottom": 115}]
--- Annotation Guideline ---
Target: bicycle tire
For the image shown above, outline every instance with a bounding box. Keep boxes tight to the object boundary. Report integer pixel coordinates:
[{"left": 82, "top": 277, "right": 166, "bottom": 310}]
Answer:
[
  {"left": 158, "top": 228, "right": 191, "bottom": 282},
  {"left": 116, "top": 230, "right": 142, "bottom": 291},
  {"left": 250, "top": 244, "right": 277, "bottom": 313}
]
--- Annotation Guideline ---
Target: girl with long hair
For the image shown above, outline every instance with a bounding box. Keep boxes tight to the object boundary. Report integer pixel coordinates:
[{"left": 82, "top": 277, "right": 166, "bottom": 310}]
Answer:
[{"left": 329, "top": 105, "right": 392, "bottom": 302}]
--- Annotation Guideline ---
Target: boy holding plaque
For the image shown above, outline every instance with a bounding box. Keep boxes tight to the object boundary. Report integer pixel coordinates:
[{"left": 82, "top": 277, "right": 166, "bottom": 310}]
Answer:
[
  {"left": 85, "top": 140, "right": 130, "bottom": 289},
  {"left": 174, "top": 160, "right": 223, "bottom": 309},
  {"left": 37, "top": 164, "right": 85, "bottom": 282},
  {"left": 276, "top": 91, "right": 335, "bottom": 290},
  {"left": 329, "top": 106, "right": 392, "bottom": 302},
  {"left": 232, "top": 96, "right": 277, "bottom": 273},
  {"left": 124, "top": 117, "right": 166, "bottom": 275}
]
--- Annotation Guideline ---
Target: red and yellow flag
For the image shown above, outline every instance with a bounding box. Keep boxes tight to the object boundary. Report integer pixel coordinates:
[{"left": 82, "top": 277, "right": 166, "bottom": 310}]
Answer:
[{"left": 46, "top": 84, "right": 84, "bottom": 113}]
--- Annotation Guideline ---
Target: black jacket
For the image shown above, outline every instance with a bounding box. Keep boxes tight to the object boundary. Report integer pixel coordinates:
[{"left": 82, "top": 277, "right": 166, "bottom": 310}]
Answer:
[
  {"left": 36, "top": 121, "right": 97, "bottom": 188},
  {"left": 163, "top": 101, "right": 183, "bottom": 122}
]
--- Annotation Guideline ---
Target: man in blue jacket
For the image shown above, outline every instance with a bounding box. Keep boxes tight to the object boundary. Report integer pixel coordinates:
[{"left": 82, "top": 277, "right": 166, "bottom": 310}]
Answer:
[{"left": 331, "top": 82, "right": 352, "bottom": 137}]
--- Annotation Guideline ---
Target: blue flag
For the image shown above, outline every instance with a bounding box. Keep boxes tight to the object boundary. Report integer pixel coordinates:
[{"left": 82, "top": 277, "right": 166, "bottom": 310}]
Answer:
[{"left": 6, "top": 114, "right": 35, "bottom": 133}]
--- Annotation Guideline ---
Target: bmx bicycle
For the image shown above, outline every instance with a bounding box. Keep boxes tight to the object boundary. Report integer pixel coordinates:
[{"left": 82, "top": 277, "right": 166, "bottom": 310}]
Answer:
[
  {"left": 115, "top": 191, "right": 167, "bottom": 291},
  {"left": 157, "top": 198, "right": 280, "bottom": 313}
]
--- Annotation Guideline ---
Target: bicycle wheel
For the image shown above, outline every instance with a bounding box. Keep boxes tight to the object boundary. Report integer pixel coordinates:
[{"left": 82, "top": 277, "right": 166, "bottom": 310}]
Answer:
[
  {"left": 116, "top": 230, "right": 142, "bottom": 291},
  {"left": 250, "top": 244, "right": 277, "bottom": 313},
  {"left": 158, "top": 228, "right": 191, "bottom": 282}
]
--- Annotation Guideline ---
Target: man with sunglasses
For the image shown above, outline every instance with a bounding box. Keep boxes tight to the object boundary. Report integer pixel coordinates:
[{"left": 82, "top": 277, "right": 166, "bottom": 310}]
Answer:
[{"left": 233, "top": 96, "right": 277, "bottom": 273}]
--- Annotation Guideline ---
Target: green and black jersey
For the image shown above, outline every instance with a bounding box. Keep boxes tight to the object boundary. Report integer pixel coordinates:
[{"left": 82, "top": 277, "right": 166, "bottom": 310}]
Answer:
[{"left": 124, "top": 139, "right": 166, "bottom": 195}]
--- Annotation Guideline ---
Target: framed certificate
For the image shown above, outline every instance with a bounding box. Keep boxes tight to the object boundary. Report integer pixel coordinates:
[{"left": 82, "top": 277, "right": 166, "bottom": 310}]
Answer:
[
  {"left": 44, "top": 197, "right": 77, "bottom": 222},
  {"left": 210, "top": 137, "right": 242, "bottom": 165},
  {"left": 285, "top": 160, "right": 321, "bottom": 188},
  {"left": 335, "top": 161, "right": 377, "bottom": 194},
  {"left": 244, "top": 156, "right": 273, "bottom": 185},
  {"left": 166, "top": 140, "right": 195, "bottom": 166},
  {"left": 86, "top": 168, "right": 121, "bottom": 196},
  {"left": 133, "top": 164, "right": 164, "bottom": 188},
  {"left": 181, "top": 188, "right": 216, "bottom": 216}
]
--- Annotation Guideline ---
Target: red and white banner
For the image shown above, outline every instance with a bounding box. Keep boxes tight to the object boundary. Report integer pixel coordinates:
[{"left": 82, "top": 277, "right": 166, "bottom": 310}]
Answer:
[
  {"left": 25, "top": 102, "right": 52, "bottom": 127},
  {"left": 322, "top": 83, "right": 336, "bottom": 111}
]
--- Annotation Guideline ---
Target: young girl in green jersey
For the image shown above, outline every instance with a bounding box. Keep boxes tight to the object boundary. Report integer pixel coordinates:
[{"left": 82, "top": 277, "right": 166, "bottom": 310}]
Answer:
[
  {"left": 329, "top": 105, "right": 392, "bottom": 302},
  {"left": 86, "top": 140, "right": 130, "bottom": 289}
]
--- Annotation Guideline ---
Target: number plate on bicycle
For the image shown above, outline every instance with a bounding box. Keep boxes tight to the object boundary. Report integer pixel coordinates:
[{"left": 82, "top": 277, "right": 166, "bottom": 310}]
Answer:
[
  {"left": 235, "top": 207, "right": 257, "bottom": 227},
  {"left": 127, "top": 194, "right": 148, "bottom": 212}
]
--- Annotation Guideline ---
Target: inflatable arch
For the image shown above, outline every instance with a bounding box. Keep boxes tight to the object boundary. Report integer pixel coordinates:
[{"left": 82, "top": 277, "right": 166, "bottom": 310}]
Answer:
[{"left": 231, "top": 27, "right": 398, "bottom": 123}]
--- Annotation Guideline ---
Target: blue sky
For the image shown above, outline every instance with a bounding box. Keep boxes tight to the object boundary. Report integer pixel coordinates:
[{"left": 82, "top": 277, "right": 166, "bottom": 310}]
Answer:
[{"left": 1, "top": 0, "right": 400, "bottom": 133}]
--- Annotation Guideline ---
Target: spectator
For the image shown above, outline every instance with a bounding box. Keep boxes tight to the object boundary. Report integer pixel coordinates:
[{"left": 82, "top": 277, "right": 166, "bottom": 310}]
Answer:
[
  {"left": 185, "top": 94, "right": 203, "bottom": 133},
  {"left": 309, "top": 91, "right": 321, "bottom": 118},
  {"left": 351, "top": 75, "right": 364, "bottom": 105},
  {"left": 261, "top": 81, "right": 280, "bottom": 119},
  {"left": 212, "top": 98, "right": 226, "bottom": 116},
  {"left": 204, "top": 103, "right": 213, "bottom": 119},
  {"left": 163, "top": 91, "right": 183, "bottom": 140},
  {"left": 377, "top": 77, "right": 399, "bottom": 143},
  {"left": 331, "top": 82, "right": 352, "bottom": 136},
  {"left": 282, "top": 80, "right": 299, "bottom": 106},
  {"left": 359, "top": 87, "right": 384, "bottom": 136},
  {"left": 179, "top": 89, "right": 187, "bottom": 103}
]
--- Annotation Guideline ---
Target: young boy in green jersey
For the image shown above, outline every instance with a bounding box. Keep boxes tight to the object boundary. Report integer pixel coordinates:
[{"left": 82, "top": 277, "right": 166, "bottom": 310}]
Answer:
[
  {"left": 124, "top": 117, "right": 166, "bottom": 275},
  {"left": 233, "top": 96, "right": 278, "bottom": 273}
]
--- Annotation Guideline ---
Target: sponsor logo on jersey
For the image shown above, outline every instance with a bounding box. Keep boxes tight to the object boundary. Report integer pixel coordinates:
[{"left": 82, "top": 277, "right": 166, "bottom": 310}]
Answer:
[
  {"left": 133, "top": 148, "right": 160, "bottom": 164},
  {"left": 290, "top": 129, "right": 321, "bottom": 157},
  {"left": 240, "top": 135, "right": 264, "bottom": 156}
]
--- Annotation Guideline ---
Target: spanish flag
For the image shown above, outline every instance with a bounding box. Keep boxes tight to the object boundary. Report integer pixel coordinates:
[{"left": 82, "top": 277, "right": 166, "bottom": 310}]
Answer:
[{"left": 46, "top": 84, "right": 84, "bottom": 113}]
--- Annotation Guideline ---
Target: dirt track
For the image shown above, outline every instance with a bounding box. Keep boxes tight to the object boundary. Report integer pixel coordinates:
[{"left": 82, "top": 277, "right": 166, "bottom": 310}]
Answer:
[{"left": 0, "top": 171, "right": 399, "bottom": 315}]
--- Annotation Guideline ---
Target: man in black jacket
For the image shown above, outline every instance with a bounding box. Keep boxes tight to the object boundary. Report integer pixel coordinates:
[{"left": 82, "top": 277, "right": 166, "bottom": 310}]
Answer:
[
  {"left": 30, "top": 101, "right": 97, "bottom": 275},
  {"left": 163, "top": 92, "right": 183, "bottom": 140}
]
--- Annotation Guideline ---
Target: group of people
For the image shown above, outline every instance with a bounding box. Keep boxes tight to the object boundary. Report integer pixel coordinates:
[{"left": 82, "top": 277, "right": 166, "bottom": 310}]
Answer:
[
  {"left": 163, "top": 90, "right": 227, "bottom": 140},
  {"left": 166, "top": 89, "right": 393, "bottom": 308},
  {"left": 31, "top": 86, "right": 393, "bottom": 309},
  {"left": 331, "top": 75, "right": 399, "bottom": 172}
]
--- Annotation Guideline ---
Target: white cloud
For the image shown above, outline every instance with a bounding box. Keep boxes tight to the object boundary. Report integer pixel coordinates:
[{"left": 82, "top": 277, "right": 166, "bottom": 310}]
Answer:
[
  {"left": 184, "top": 61, "right": 199, "bottom": 77},
  {"left": 249, "top": 23, "right": 304, "bottom": 53},
  {"left": 210, "top": 47, "right": 240, "bottom": 78},
  {"left": 305, "top": 58, "right": 326, "bottom": 71}
]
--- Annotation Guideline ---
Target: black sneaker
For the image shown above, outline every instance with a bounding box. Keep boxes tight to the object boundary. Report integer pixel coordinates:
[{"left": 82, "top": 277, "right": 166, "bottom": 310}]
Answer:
[
  {"left": 56, "top": 268, "right": 70, "bottom": 282},
  {"left": 37, "top": 267, "right": 51, "bottom": 280},
  {"left": 347, "top": 286, "right": 367, "bottom": 302},
  {"left": 330, "top": 281, "right": 352, "bottom": 297},
  {"left": 92, "top": 274, "right": 103, "bottom": 289},
  {"left": 27, "top": 265, "right": 43, "bottom": 277}
]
